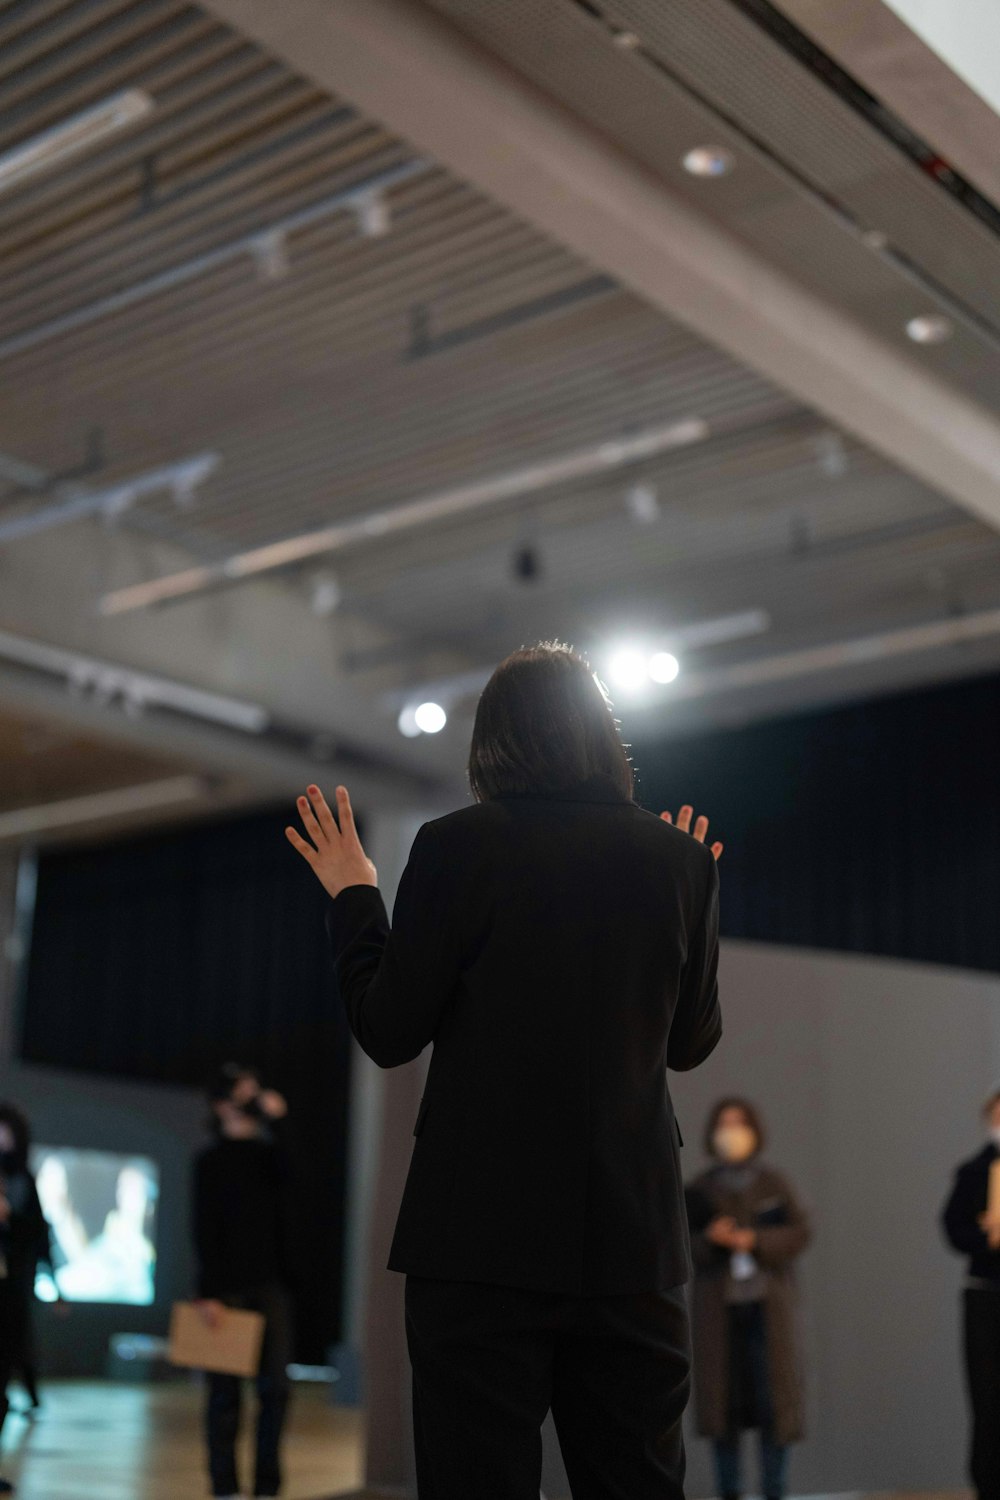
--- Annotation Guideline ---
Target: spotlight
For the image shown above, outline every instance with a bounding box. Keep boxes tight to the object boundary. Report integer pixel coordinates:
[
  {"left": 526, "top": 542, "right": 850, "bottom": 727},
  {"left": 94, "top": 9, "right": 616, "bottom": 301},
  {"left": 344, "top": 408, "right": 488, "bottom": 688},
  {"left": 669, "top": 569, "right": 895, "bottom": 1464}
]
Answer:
[
  {"left": 906, "top": 314, "right": 953, "bottom": 345},
  {"left": 609, "top": 650, "right": 649, "bottom": 691},
  {"left": 649, "top": 651, "right": 680, "bottom": 684},
  {"left": 414, "top": 701, "right": 447, "bottom": 734},
  {"left": 682, "top": 146, "right": 735, "bottom": 178},
  {"left": 397, "top": 705, "right": 421, "bottom": 738}
]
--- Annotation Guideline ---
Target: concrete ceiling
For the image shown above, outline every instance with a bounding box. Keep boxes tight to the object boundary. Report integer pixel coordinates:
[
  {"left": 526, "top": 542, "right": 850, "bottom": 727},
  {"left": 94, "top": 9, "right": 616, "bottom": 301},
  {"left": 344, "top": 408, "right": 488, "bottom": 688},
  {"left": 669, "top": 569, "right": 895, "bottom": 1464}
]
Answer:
[{"left": 3, "top": 0, "right": 1000, "bottom": 830}]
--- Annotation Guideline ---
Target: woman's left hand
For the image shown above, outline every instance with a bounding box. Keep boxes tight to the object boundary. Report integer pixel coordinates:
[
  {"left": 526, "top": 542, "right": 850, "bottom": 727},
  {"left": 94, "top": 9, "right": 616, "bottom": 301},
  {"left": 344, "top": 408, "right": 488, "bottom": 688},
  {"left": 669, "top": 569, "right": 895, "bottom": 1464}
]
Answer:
[
  {"left": 660, "top": 804, "right": 724, "bottom": 861},
  {"left": 285, "top": 785, "right": 378, "bottom": 900}
]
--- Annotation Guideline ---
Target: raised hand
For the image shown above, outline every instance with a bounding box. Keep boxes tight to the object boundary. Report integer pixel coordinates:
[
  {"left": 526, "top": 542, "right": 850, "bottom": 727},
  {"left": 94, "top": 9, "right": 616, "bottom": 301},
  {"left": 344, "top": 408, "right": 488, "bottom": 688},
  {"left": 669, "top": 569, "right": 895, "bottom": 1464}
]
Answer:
[
  {"left": 660, "top": 804, "right": 723, "bottom": 861},
  {"left": 285, "top": 784, "right": 378, "bottom": 900}
]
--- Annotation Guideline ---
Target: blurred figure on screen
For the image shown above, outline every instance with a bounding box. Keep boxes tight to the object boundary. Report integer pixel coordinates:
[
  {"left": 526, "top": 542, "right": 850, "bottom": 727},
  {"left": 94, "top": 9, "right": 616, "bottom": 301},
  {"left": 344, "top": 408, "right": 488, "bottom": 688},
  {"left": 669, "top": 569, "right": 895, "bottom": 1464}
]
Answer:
[
  {"left": 685, "top": 1098, "right": 810, "bottom": 1500},
  {"left": 0, "top": 1102, "right": 55, "bottom": 1493},
  {"left": 942, "top": 1086, "right": 1000, "bottom": 1500},
  {"left": 50, "top": 1158, "right": 156, "bottom": 1305},
  {"left": 193, "top": 1063, "right": 293, "bottom": 1500}
]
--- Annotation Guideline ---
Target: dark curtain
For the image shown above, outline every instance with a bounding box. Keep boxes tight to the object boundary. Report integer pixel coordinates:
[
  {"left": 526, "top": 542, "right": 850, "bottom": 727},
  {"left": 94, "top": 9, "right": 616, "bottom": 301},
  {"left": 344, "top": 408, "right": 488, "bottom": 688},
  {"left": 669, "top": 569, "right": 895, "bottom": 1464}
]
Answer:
[
  {"left": 20, "top": 805, "right": 351, "bottom": 1359},
  {"left": 631, "top": 670, "right": 1000, "bottom": 974}
]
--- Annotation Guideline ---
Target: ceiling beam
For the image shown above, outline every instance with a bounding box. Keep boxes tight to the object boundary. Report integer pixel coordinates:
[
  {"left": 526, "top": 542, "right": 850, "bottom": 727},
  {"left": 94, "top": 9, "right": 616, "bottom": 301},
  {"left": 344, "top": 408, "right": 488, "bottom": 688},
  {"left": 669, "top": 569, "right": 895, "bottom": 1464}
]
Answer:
[{"left": 202, "top": 0, "right": 1000, "bottom": 536}]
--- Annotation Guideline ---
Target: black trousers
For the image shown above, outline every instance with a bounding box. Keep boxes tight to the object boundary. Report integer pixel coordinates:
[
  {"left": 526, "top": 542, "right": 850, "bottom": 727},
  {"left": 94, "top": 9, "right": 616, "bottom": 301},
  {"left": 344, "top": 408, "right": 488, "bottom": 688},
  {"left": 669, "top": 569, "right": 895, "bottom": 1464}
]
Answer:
[
  {"left": 0, "top": 1283, "right": 15, "bottom": 1444},
  {"left": 206, "top": 1283, "right": 292, "bottom": 1498},
  {"left": 405, "top": 1277, "right": 690, "bottom": 1500},
  {"left": 965, "top": 1287, "right": 1000, "bottom": 1500}
]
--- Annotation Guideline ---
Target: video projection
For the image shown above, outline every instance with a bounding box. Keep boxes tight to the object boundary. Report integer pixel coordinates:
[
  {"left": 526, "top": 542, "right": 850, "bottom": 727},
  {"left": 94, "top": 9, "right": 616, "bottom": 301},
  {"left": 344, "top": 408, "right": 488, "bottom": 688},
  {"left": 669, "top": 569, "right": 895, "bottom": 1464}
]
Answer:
[{"left": 32, "top": 1147, "right": 158, "bottom": 1306}]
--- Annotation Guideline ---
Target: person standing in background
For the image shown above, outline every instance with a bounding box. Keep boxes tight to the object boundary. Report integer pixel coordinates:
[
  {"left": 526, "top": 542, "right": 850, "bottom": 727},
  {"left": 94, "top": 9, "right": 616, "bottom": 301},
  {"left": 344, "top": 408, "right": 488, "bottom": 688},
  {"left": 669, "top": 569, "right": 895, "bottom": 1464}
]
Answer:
[
  {"left": 0, "top": 1102, "right": 54, "bottom": 1495},
  {"left": 686, "top": 1098, "right": 810, "bottom": 1500},
  {"left": 942, "top": 1086, "right": 1000, "bottom": 1500},
  {"left": 192, "top": 1065, "right": 293, "bottom": 1500}
]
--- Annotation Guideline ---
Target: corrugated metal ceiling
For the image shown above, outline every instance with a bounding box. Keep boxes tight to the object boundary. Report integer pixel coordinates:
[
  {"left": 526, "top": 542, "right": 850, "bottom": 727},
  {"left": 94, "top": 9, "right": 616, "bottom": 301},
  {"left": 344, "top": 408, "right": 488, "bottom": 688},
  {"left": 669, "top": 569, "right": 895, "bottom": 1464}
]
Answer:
[{"left": 1, "top": 0, "right": 999, "bottom": 720}]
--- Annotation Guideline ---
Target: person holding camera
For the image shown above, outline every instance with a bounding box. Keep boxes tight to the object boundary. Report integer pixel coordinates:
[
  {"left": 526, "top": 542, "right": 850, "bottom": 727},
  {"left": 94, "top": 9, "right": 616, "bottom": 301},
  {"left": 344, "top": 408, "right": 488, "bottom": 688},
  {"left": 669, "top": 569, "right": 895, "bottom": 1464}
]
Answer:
[{"left": 192, "top": 1064, "right": 293, "bottom": 1500}]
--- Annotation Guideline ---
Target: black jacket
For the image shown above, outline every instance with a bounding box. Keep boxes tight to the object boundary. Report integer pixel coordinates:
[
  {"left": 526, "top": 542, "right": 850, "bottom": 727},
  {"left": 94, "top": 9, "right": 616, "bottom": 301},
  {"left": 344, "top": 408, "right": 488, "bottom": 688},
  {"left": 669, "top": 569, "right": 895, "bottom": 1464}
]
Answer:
[
  {"left": 192, "top": 1131, "right": 290, "bottom": 1299},
  {"left": 942, "top": 1143, "right": 1000, "bottom": 1284},
  {"left": 327, "top": 773, "right": 722, "bottom": 1295}
]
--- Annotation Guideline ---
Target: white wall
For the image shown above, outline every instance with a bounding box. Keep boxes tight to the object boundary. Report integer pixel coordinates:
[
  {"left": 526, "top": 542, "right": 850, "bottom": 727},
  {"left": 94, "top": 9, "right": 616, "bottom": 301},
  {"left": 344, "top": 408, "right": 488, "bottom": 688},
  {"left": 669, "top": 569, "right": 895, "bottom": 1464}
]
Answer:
[{"left": 668, "top": 940, "right": 1000, "bottom": 1497}]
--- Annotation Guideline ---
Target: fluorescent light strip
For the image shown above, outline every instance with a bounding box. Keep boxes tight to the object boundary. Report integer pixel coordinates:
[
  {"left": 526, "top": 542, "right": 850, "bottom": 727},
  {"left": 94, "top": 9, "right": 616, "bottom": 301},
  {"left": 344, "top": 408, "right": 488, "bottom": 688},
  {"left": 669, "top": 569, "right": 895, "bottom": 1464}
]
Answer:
[
  {"left": 0, "top": 776, "right": 206, "bottom": 841},
  {"left": 0, "top": 90, "right": 153, "bottom": 195},
  {"left": 98, "top": 418, "right": 711, "bottom": 615}
]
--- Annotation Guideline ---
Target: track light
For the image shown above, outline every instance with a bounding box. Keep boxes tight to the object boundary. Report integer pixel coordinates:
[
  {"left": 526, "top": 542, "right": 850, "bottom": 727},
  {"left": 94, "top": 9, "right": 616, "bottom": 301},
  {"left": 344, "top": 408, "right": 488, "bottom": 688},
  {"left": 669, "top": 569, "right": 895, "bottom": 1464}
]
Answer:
[
  {"left": 609, "top": 650, "right": 650, "bottom": 691},
  {"left": 252, "top": 229, "right": 289, "bottom": 281},
  {"left": 682, "top": 146, "right": 735, "bottom": 178},
  {"left": 309, "top": 572, "right": 342, "bottom": 617},
  {"left": 354, "top": 190, "right": 391, "bottom": 238},
  {"left": 906, "top": 314, "right": 953, "bottom": 345},
  {"left": 625, "top": 482, "right": 660, "bottom": 524},
  {"left": 0, "top": 90, "right": 154, "bottom": 196},
  {"left": 649, "top": 652, "right": 680, "bottom": 684},
  {"left": 414, "top": 701, "right": 447, "bottom": 734}
]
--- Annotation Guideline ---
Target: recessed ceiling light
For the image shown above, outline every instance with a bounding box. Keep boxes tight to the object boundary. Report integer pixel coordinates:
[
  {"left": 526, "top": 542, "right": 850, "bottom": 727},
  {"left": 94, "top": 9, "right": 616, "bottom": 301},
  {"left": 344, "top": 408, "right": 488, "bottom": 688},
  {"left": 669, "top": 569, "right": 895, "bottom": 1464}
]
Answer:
[
  {"left": 613, "top": 29, "right": 640, "bottom": 49},
  {"left": 682, "top": 146, "right": 735, "bottom": 179},
  {"left": 905, "top": 313, "right": 953, "bottom": 345}
]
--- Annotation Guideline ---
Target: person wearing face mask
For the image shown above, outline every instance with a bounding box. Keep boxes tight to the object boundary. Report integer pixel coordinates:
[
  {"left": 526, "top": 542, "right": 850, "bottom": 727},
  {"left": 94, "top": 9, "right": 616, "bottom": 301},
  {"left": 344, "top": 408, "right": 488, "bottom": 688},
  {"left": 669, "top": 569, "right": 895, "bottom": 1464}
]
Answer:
[
  {"left": 192, "top": 1065, "right": 293, "bottom": 1500},
  {"left": 685, "top": 1098, "right": 810, "bottom": 1500},
  {"left": 941, "top": 1086, "right": 1000, "bottom": 1500}
]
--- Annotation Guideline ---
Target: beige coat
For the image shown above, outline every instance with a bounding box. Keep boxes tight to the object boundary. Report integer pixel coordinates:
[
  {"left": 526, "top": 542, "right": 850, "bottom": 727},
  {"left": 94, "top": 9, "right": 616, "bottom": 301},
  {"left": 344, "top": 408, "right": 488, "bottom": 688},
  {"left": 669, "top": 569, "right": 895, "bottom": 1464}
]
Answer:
[{"left": 686, "top": 1162, "right": 811, "bottom": 1444}]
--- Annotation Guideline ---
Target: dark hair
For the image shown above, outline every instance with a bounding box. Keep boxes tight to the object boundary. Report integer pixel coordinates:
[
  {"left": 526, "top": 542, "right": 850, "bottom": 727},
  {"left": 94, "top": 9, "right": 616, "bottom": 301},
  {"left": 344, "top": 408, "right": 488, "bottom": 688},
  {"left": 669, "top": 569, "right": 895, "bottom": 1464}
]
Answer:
[
  {"left": 0, "top": 1102, "right": 31, "bottom": 1171},
  {"left": 468, "top": 643, "right": 634, "bottom": 802},
  {"left": 703, "top": 1096, "right": 766, "bottom": 1158}
]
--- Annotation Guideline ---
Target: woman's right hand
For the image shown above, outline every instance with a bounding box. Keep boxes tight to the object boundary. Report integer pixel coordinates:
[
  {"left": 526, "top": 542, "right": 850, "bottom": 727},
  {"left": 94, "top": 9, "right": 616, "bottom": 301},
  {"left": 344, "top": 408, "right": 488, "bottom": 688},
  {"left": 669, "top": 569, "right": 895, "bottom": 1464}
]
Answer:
[{"left": 660, "top": 805, "right": 723, "bottom": 861}]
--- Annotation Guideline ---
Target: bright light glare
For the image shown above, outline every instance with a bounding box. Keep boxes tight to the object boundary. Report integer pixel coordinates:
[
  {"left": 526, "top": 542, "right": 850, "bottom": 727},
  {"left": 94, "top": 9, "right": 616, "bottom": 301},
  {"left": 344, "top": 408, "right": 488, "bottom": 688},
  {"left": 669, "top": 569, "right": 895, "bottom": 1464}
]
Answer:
[
  {"left": 609, "top": 650, "right": 649, "bottom": 690},
  {"left": 397, "top": 705, "right": 421, "bottom": 738},
  {"left": 414, "top": 701, "right": 447, "bottom": 734},
  {"left": 649, "top": 651, "right": 680, "bottom": 684}
]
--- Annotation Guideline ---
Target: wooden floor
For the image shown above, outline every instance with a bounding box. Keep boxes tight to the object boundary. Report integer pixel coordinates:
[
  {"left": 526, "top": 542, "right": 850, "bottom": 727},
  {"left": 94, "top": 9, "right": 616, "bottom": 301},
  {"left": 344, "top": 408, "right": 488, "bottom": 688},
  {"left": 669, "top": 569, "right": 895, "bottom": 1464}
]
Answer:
[
  {"left": 0, "top": 1380, "right": 363, "bottom": 1500},
  {"left": 0, "top": 1384, "right": 974, "bottom": 1500}
]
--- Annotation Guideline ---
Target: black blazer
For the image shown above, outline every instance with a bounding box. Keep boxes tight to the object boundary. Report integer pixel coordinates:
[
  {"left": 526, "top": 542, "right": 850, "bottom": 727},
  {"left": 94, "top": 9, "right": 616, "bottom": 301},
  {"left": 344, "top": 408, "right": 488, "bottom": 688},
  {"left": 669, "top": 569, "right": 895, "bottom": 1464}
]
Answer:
[
  {"left": 942, "top": 1143, "right": 1000, "bottom": 1284},
  {"left": 327, "top": 772, "right": 721, "bottom": 1295}
]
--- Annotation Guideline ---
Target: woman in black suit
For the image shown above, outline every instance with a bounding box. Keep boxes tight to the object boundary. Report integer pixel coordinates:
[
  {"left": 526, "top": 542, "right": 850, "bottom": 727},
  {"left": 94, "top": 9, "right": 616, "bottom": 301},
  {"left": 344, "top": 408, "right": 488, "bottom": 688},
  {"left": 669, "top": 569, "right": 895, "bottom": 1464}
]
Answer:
[{"left": 287, "top": 642, "right": 723, "bottom": 1500}]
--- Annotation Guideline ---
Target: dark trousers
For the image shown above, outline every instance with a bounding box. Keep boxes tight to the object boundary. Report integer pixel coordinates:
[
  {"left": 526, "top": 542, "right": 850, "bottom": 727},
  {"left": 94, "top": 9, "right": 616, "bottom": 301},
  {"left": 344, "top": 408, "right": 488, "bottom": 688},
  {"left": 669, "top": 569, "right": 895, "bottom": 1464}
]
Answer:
[
  {"left": 206, "top": 1283, "right": 292, "bottom": 1498},
  {"left": 964, "top": 1287, "right": 1000, "bottom": 1500},
  {"left": 714, "top": 1301, "right": 788, "bottom": 1500},
  {"left": 0, "top": 1284, "right": 14, "bottom": 1445},
  {"left": 405, "top": 1277, "right": 690, "bottom": 1500}
]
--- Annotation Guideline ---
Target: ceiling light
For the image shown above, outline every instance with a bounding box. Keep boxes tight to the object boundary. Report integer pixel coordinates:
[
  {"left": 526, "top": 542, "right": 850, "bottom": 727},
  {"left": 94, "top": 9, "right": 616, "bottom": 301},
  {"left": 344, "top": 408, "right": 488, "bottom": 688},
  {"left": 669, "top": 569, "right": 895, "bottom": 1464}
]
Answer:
[
  {"left": 682, "top": 146, "right": 735, "bottom": 179},
  {"left": 414, "top": 701, "right": 447, "bottom": 734},
  {"left": 355, "top": 190, "right": 391, "bottom": 238},
  {"left": 0, "top": 90, "right": 154, "bottom": 196},
  {"left": 906, "top": 314, "right": 953, "bottom": 345},
  {"left": 649, "top": 651, "right": 680, "bottom": 684},
  {"left": 397, "top": 706, "right": 421, "bottom": 738},
  {"left": 609, "top": 650, "right": 649, "bottom": 691},
  {"left": 253, "top": 228, "right": 289, "bottom": 281},
  {"left": 310, "top": 572, "right": 342, "bottom": 617},
  {"left": 612, "top": 30, "right": 640, "bottom": 49},
  {"left": 625, "top": 482, "right": 660, "bottom": 525}
]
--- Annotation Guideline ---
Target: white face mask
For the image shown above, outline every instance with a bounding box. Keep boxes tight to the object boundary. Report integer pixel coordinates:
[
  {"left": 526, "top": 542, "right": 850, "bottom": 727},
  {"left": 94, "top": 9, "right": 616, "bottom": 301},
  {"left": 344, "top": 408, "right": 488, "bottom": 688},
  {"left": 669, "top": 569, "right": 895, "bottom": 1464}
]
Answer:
[{"left": 713, "top": 1123, "right": 758, "bottom": 1164}]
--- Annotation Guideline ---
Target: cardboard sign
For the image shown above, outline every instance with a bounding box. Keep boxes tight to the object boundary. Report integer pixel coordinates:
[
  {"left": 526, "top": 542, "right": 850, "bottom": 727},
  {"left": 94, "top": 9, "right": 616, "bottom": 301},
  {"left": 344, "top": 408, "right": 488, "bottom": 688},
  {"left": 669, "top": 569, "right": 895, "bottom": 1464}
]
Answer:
[{"left": 168, "top": 1302, "right": 265, "bottom": 1378}]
